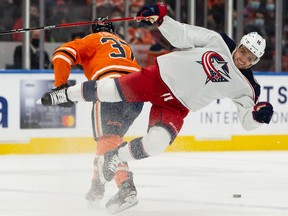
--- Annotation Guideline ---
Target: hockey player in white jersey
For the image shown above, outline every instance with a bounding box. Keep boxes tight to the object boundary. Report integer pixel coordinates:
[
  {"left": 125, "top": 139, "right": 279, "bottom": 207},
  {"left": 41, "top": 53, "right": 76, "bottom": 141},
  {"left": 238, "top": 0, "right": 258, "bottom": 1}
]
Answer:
[{"left": 41, "top": 2, "right": 274, "bottom": 193}]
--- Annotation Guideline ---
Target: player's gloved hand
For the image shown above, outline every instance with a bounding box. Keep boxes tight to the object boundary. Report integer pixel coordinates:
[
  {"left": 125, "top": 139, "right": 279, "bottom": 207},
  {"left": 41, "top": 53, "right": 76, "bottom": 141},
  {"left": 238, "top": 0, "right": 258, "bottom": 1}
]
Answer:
[
  {"left": 52, "top": 83, "right": 75, "bottom": 108},
  {"left": 136, "top": 3, "right": 167, "bottom": 26},
  {"left": 252, "top": 102, "right": 274, "bottom": 124}
]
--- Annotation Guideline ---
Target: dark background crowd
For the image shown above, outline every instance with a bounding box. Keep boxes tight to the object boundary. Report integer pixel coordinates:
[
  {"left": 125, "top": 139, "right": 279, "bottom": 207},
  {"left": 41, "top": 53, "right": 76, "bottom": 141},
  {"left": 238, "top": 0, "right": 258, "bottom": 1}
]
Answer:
[{"left": 0, "top": 0, "right": 287, "bottom": 72}]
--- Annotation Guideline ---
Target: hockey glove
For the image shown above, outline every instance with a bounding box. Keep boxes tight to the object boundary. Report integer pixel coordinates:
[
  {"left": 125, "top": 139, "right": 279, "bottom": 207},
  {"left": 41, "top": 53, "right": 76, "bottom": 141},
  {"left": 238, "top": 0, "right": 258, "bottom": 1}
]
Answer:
[
  {"left": 252, "top": 102, "right": 274, "bottom": 124},
  {"left": 136, "top": 3, "right": 167, "bottom": 26},
  {"left": 52, "top": 83, "right": 75, "bottom": 108}
]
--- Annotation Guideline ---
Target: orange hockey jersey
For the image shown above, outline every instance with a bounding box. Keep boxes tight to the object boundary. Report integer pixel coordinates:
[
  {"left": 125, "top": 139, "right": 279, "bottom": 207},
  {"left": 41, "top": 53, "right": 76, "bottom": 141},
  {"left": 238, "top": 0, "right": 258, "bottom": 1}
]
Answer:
[{"left": 52, "top": 31, "right": 141, "bottom": 87}]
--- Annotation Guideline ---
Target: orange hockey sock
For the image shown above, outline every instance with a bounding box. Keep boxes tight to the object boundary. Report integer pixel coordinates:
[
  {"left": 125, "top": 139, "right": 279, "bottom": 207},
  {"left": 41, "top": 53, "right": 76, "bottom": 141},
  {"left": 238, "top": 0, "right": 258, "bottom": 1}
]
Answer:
[{"left": 96, "top": 135, "right": 123, "bottom": 155}]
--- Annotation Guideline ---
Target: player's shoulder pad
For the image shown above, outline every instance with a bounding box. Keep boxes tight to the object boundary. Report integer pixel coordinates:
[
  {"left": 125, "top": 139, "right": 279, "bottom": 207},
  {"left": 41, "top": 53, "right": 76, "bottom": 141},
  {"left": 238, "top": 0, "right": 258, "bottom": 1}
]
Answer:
[{"left": 219, "top": 32, "right": 236, "bottom": 53}]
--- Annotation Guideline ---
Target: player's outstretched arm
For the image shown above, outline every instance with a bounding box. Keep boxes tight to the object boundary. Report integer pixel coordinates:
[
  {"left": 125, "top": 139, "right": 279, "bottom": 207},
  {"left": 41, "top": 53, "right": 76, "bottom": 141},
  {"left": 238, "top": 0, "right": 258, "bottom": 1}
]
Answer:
[{"left": 232, "top": 97, "right": 274, "bottom": 131}]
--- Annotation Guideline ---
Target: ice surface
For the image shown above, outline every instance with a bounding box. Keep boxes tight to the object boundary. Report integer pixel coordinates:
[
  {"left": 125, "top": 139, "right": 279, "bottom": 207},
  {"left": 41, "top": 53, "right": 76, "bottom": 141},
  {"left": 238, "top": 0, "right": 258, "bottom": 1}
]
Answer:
[{"left": 0, "top": 151, "right": 288, "bottom": 216}]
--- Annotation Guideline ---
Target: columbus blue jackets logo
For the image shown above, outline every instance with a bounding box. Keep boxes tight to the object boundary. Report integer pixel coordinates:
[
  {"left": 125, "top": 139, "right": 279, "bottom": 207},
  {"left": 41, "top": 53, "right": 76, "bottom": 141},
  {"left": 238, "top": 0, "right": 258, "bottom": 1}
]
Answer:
[{"left": 197, "top": 51, "right": 230, "bottom": 84}]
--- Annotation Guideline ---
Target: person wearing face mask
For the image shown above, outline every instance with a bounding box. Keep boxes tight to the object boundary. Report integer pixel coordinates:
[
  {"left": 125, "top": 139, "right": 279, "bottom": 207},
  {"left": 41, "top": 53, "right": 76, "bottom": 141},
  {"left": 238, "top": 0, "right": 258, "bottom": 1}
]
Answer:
[
  {"left": 250, "top": 0, "right": 261, "bottom": 10},
  {"left": 13, "top": 30, "right": 51, "bottom": 69},
  {"left": 244, "top": 9, "right": 268, "bottom": 41},
  {"left": 264, "top": 0, "right": 275, "bottom": 28},
  {"left": 243, "top": 0, "right": 262, "bottom": 26},
  {"left": 265, "top": 0, "right": 275, "bottom": 11}
]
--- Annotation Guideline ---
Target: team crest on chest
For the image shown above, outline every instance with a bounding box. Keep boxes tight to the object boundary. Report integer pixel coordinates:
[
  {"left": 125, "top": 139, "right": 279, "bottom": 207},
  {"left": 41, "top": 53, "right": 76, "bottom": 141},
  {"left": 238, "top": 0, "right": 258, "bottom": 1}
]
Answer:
[{"left": 197, "top": 51, "right": 230, "bottom": 84}]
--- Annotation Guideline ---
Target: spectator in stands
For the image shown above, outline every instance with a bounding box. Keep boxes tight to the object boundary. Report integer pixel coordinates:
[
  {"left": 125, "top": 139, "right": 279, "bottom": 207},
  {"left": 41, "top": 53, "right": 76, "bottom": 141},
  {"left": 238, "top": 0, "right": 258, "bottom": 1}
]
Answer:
[
  {"left": 146, "top": 27, "right": 173, "bottom": 66},
  {"left": 149, "top": 27, "right": 173, "bottom": 52},
  {"left": 95, "top": 0, "right": 116, "bottom": 17},
  {"left": 129, "top": 0, "right": 145, "bottom": 16},
  {"left": 110, "top": 7, "right": 125, "bottom": 38},
  {"left": 252, "top": 28, "right": 274, "bottom": 72},
  {"left": 243, "top": 0, "right": 262, "bottom": 26},
  {"left": 129, "top": 26, "right": 153, "bottom": 45},
  {"left": 264, "top": 29, "right": 288, "bottom": 72},
  {"left": 13, "top": 30, "right": 50, "bottom": 69},
  {"left": 243, "top": 9, "right": 275, "bottom": 72},
  {"left": 66, "top": 0, "right": 91, "bottom": 35},
  {"left": 47, "top": 0, "right": 72, "bottom": 42},
  {"left": 128, "top": 0, "right": 157, "bottom": 44},
  {"left": 0, "top": 0, "right": 17, "bottom": 41},
  {"left": 11, "top": 3, "right": 39, "bottom": 41},
  {"left": 244, "top": 9, "right": 268, "bottom": 40},
  {"left": 263, "top": 0, "right": 275, "bottom": 28},
  {"left": 232, "top": 9, "right": 238, "bottom": 40},
  {"left": 209, "top": 0, "right": 225, "bottom": 32},
  {"left": 207, "top": 10, "right": 217, "bottom": 31}
]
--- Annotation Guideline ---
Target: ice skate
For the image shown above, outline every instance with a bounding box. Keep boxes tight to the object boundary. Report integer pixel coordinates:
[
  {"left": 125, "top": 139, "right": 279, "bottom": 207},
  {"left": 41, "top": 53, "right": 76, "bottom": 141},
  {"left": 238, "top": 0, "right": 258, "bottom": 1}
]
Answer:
[
  {"left": 41, "top": 88, "right": 71, "bottom": 106},
  {"left": 106, "top": 173, "right": 138, "bottom": 214},
  {"left": 98, "top": 148, "right": 123, "bottom": 183},
  {"left": 85, "top": 178, "right": 105, "bottom": 208}
]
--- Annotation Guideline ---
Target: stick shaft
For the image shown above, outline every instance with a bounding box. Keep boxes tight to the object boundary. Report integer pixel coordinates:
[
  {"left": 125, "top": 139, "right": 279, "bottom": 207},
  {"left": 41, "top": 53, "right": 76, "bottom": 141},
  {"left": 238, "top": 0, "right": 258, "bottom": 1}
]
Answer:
[{"left": 0, "top": 16, "right": 143, "bottom": 35}]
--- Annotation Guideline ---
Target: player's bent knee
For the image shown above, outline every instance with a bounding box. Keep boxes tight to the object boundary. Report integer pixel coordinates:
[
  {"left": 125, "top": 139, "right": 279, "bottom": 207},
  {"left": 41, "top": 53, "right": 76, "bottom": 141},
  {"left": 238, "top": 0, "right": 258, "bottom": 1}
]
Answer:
[{"left": 142, "top": 126, "right": 171, "bottom": 156}]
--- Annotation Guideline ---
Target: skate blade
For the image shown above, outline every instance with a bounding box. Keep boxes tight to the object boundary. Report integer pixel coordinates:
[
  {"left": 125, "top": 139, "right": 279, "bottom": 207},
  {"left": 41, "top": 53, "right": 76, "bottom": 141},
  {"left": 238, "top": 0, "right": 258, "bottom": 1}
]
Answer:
[{"left": 106, "top": 198, "right": 138, "bottom": 214}]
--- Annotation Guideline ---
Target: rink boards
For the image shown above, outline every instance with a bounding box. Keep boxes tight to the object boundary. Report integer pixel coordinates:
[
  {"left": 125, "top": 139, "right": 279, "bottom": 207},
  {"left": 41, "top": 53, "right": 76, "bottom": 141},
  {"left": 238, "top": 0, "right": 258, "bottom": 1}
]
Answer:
[
  {"left": 0, "top": 70, "right": 287, "bottom": 154},
  {"left": 0, "top": 135, "right": 288, "bottom": 154}
]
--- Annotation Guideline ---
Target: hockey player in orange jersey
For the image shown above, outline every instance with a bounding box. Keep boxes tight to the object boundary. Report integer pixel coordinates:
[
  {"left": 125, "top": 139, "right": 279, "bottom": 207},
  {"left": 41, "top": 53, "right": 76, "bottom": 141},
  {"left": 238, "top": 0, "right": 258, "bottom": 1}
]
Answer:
[{"left": 51, "top": 17, "right": 143, "bottom": 214}]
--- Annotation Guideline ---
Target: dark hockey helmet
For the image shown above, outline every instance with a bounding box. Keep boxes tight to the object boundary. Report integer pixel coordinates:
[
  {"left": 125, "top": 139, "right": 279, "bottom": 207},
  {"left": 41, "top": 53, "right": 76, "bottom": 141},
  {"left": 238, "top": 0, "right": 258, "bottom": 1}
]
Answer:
[{"left": 92, "top": 16, "right": 115, "bottom": 33}]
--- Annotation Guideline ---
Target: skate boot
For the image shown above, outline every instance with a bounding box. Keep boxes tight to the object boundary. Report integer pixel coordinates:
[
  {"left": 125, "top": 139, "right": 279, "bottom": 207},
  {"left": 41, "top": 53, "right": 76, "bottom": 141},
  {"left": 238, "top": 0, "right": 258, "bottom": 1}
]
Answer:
[
  {"left": 85, "top": 178, "right": 105, "bottom": 208},
  {"left": 106, "top": 172, "right": 138, "bottom": 214},
  {"left": 41, "top": 88, "right": 72, "bottom": 106},
  {"left": 98, "top": 148, "right": 123, "bottom": 183}
]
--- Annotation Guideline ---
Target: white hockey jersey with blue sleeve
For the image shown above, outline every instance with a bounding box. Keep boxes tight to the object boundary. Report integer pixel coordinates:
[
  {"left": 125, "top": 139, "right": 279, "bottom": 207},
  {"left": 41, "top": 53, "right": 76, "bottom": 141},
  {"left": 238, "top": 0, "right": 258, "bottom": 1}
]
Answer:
[{"left": 157, "top": 16, "right": 261, "bottom": 130}]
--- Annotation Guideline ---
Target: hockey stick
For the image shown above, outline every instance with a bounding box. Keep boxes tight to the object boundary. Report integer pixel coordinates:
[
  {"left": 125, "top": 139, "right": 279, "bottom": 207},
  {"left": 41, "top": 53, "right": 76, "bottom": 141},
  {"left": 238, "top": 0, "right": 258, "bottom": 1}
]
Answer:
[{"left": 0, "top": 16, "right": 145, "bottom": 35}]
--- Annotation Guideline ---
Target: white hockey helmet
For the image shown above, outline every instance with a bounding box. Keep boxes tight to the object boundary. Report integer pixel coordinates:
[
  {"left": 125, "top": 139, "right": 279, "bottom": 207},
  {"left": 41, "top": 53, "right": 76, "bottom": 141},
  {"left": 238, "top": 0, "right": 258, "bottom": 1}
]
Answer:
[{"left": 239, "top": 32, "right": 266, "bottom": 65}]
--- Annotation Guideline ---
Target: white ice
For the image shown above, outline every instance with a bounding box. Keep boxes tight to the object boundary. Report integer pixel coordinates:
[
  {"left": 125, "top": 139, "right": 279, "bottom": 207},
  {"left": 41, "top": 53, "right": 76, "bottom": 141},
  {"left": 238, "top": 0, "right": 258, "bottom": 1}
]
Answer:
[{"left": 0, "top": 151, "right": 288, "bottom": 216}]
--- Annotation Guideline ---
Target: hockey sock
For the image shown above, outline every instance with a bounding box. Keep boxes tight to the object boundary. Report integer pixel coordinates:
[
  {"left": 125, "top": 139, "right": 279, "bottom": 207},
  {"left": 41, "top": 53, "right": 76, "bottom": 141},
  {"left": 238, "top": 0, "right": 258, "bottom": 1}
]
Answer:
[
  {"left": 96, "top": 135, "right": 123, "bottom": 155},
  {"left": 66, "top": 83, "right": 85, "bottom": 102},
  {"left": 82, "top": 80, "right": 98, "bottom": 101},
  {"left": 118, "top": 137, "right": 149, "bottom": 161},
  {"left": 114, "top": 162, "right": 129, "bottom": 187},
  {"left": 97, "top": 135, "right": 130, "bottom": 187},
  {"left": 66, "top": 80, "right": 98, "bottom": 102}
]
